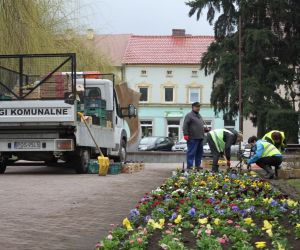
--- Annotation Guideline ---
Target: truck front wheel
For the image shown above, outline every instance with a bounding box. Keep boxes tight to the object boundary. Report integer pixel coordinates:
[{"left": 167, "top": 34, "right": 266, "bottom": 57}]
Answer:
[
  {"left": 0, "top": 158, "right": 7, "bottom": 174},
  {"left": 74, "top": 149, "right": 90, "bottom": 174}
]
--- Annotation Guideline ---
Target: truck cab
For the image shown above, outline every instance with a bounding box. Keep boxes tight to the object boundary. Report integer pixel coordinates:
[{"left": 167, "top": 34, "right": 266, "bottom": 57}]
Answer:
[{"left": 0, "top": 54, "right": 136, "bottom": 174}]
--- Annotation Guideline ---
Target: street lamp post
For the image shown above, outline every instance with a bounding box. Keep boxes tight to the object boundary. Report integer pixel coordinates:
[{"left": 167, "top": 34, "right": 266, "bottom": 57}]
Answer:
[{"left": 238, "top": 15, "right": 243, "bottom": 134}]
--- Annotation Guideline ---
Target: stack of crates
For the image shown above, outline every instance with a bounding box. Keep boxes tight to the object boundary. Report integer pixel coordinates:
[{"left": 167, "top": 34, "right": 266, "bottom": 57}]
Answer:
[
  {"left": 84, "top": 98, "right": 107, "bottom": 127},
  {"left": 108, "top": 162, "right": 122, "bottom": 175}
]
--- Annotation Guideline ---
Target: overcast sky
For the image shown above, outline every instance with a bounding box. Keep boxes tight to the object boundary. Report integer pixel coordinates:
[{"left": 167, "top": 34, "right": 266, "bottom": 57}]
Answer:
[{"left": 78, "top": 0, "right": 214, "bottom": 36}]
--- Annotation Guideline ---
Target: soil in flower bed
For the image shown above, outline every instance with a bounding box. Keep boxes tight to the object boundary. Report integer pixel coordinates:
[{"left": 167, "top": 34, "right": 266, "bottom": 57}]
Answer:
[
  {"left": 97, "top": 170, "right": 300, "bottom": 250},
  {"left": 181, "top": 229, "right": 197, "bottom": 248},
  {"left": 145, "top": 230, "right": 162, "bottom": 250}
]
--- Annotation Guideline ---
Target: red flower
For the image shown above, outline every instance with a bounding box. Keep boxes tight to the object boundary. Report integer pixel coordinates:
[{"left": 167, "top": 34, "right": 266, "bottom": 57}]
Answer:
[
  {"left": 206, "top": 199, "right": 212, "bottom": 204},
  {"left": 179, "top": 199, "right": 186, "bottom": 204},
  {"left": 229, "top": 203, "right": 237, "bottom": 207}
]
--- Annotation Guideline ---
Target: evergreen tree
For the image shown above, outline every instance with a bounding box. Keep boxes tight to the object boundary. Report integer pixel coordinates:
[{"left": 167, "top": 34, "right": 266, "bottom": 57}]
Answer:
[{"left": 187, "top": 0, "right": 300, "bottom": 136}]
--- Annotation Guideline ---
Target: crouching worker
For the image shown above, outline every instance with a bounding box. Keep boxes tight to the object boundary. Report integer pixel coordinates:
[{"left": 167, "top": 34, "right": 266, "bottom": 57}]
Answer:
[
  {"left": 263, "top": 130, "right": 286, "bottom": 152},
  {"left": 207, "top": 129, "right": 243, "bottom": 172},
  {"left": 247, "top": 136, "right": 282, "bottom": 179}
]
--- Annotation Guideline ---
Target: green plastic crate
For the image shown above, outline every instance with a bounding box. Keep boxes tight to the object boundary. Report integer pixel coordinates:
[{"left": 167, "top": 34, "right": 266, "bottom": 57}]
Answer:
[
  {"left": 88, "top": 160, "right": 99, "bottom": 174},
  {"left": 0, "top": 95, "right": 12, "bottom": 100},
  {"left": 86, "top": 108, "right": 107, "bottom": 118},
  {"left": 108, "top": 163, "right": 122, "bottom": 175}
]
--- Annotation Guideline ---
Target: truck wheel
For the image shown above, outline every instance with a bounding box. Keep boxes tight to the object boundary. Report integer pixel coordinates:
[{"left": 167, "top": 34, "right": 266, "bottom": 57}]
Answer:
[
  {"left": 116, "top": 140, "right": 127, "bottom": 163},
  {"left": 75, "top": 149, "right": 90, "bottom": 174},
  {"left": 0, "top": 159, "right": 7, "bottom": 174}
]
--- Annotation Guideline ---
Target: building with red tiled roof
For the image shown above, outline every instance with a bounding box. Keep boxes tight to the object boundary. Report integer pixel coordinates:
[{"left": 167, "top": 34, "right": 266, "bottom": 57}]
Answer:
[
  {"left": 123, "top": 35, "right": 214, "bottom": 65},
  {"left": 122, "top": 29, "right": 239, "bottom": 144}
]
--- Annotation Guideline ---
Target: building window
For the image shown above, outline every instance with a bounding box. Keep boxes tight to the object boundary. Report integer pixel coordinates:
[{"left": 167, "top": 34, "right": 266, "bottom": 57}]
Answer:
[
  {"left": 164, "top": 87, "right": 174, "bottom": 102},
  {"left": 141, "top": 70, "right": 147, "bottom": 76},
  {"left": 192, "top": 70, "right": 198, "bottom": 77},
  {"left": 139, "top": 87, "right": 148, "bottom": 102},
  {"left": 166, "top": 70, "right": 173, "bottom": 77},
  {"left": 167, "top": 120, "right": 180, "bottom": 142},
  {"left": 189, "top": 88, "right": 200, "bottom": 103},
  {"left": 224, "top": 114, "right": 236, "bottom": 129},
  {"left": 141, "top": 120, "right": 153, "bottom": 137}
]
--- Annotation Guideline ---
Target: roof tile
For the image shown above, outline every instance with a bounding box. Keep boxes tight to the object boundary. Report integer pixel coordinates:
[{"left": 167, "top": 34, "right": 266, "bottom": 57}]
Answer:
[{"left": 123, "top": 35, "right": 214, "bottom": 65}]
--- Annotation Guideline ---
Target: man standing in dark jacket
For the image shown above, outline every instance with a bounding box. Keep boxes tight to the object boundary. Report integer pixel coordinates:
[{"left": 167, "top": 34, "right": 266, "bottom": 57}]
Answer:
[
  {"left": 207, "top": 129, "right": 243, "bottom": 172},
  {"left": 183, "top": 102, "right": 204, "bottom": 170}
]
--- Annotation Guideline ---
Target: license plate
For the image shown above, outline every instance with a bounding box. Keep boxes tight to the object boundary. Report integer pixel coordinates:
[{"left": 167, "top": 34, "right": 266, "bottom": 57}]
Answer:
[{"left": 14, "top": 141, "right": 41, "bottom": 149}]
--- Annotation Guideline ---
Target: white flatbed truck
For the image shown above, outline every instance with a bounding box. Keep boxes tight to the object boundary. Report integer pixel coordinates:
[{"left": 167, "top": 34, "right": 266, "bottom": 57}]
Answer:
[{"left": 0, "top": 53, "right": 136, "bottom": 173}]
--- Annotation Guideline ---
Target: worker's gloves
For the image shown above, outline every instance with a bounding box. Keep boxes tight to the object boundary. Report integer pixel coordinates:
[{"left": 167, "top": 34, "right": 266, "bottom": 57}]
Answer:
[
  {"left": 226, "top": 161, "right": 231, "bottom": 167},
  {"left": 184, "top": 135, "right": 190, "bottom": 141}
]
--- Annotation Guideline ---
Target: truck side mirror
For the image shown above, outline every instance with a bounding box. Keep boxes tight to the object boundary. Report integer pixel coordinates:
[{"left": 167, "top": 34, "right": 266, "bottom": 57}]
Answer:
[
  {"left": 119, "top": 104, "right": 137, "bottom": 118},
  {"left": 128, "top": 104, "right": 137, "bottom": 118},
  {"left": 64, "top": 92, "right": 75, "bottom": 105}
]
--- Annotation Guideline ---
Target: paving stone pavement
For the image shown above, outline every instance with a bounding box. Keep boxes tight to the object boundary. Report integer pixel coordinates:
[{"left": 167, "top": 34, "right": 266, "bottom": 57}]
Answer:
[{"left": 0, "top": 163, "right": 179, "bottom": 250}]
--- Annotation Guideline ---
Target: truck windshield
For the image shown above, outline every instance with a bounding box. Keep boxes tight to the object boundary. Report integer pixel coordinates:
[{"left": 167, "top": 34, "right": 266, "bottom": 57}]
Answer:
[{"left": 0, "top": 54, "right": 76, "bottom": 101}]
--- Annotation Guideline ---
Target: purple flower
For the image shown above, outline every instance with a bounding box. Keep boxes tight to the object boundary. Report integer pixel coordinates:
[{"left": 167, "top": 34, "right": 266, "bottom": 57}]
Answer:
[
  {"left": 188, "top": 208, "right": 196, "bottom": 217},
  {"left": 157, "top": 208, "right": 165, "bottom": 213},
  {"left": 232, "top": 206, "right": 239, "bottom": 212},
  {"left": 270, "top": 200, "right": 278, "bottom": 207},
  {"left": 216, "top": 209, "right": 225, "bottom": 215},
  {"left": 246, "top": 206, "right": 255, "bottom": 213},
  {"left": 171, "top": 212, "right": 177, "bottom": 220},
  {"left": 230, "top": 174, "right": 237, "bottom": 179},
  {"left": 214, "top": 206, "right": 220, "bottom": 211},
  {"left": 144, "top": 215, "right": 151, "bottom": 222},
  {"left": 129, "top": 209, "right": 140, "bottom": 219},
  {"left": 279, "top": 206, "right": 287, "bottom": 213},
  {"left": 209, "top": 197, "right": 216, "bottom": 204},
  {"left": 239, "top": 209, "right": 247, "bottom": 217},
  {"left": 164, "top": 194, "right": 172, "bottom": 200}
]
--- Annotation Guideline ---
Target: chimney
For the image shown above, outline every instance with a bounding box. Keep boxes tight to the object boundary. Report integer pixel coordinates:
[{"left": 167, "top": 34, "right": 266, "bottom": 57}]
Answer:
[{"left": 172, "top": 29, "right": 186, "bottom": 36}]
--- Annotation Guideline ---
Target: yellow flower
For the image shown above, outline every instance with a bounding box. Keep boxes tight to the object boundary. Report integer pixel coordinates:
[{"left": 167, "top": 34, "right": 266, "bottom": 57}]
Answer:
[
  {"left": 255, "top": 241, "right": 266, "bottom": 249},
  {"left": 287, "top": 199, "right": 298, "bottom": 207},
  {"left": 174, "top": 215, "right": 182, "bottom": 224},
  {"left": 147, "top": 219, "right": 163, "bottom": 229},
  {"left": 263, "top": 198, "right": 273, "bottom": 204},
  {"left": 198, "top": 217, "right": 208, "bottom": 224},
  {"left": 224, "top": 178, "right": 230, "bottom": 182},
  {"left": 296, "top": 223, "right": 300, "bottom": 229},
  {"left": 213, "top": 218, "right": 221, "bottom": 226},
  {"left": 262, "top": 220, "right": 272, "bottom": 231},
  {"left": 276, "top": 242, "right": 285, "bottom": 250},
  {"left": 122, "top": 217, "right": 133, "bottom": 231},
  {"left": 264, "top": 183, "right": 271, "bottom": 190},
  {"left": 200, "top": 181, "right": 206, "bottom": 186},
  {"left": 207, "top": 176, "right": 215, "bottom": 181},
  {"left": 159, "top": 219, "right": 165, "bottom": 227},
  {"left": 266, "top": 228, "right": 273, "bottom": 237},
  {"left": 244, "top": 217, "right": 253, "bottom": 225}
]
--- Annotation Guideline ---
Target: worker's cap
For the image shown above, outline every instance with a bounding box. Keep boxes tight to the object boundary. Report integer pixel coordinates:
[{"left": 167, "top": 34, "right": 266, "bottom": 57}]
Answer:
[
  {"left": 192, "top": 102, "right": 201, "bottom": 107},
  {"left": 76, "top": 84, "right": 84, "bottom": 92}
]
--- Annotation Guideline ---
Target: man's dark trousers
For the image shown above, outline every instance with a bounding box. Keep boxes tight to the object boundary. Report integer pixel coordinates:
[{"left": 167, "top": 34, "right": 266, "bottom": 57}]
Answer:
[{"left": 187, "top": 139, "right": 203, "bottom": 169}]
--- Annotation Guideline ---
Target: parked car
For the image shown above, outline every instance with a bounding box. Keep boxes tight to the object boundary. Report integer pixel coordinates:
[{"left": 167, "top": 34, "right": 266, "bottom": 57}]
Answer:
[
  {"left": 172, "top": 139, "right": 187, "bottom": 152},
  {"left": 138, "top": 137, "right": 174, "bottom": 151}
]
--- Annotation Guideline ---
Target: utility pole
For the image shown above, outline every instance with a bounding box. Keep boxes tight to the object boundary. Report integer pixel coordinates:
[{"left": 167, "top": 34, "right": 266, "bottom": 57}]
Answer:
[{"left": 238, "top": 15, "right": 243, "bottom": 133}]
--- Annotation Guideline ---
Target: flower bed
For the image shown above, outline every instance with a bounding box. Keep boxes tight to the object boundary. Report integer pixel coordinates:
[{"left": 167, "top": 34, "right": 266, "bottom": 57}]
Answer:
[{"left": 96, "top": 170, "right": 300, "bottom": 250}]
